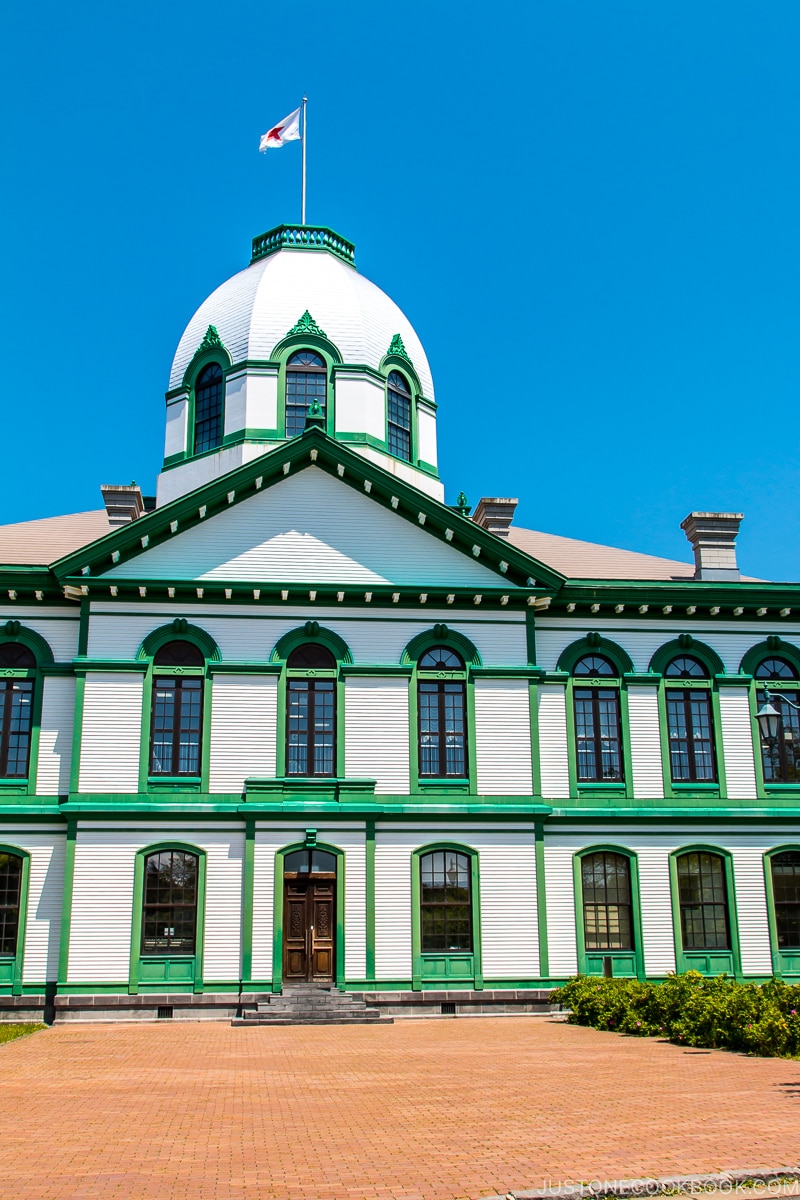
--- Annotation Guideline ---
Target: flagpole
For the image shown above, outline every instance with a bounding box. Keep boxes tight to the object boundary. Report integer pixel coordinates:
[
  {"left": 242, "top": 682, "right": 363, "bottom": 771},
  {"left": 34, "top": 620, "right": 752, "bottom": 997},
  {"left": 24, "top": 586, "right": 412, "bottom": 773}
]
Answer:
[{"left": 301, "top": 96, "right": 308, "bottom": 224}]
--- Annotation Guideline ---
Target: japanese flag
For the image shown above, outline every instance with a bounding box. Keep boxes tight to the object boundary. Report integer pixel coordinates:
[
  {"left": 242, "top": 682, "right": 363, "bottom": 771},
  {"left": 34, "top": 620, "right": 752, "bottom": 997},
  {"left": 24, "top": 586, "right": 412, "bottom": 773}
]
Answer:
[{"left": 259, "top": 107, "right": 301, "bottom": 151}]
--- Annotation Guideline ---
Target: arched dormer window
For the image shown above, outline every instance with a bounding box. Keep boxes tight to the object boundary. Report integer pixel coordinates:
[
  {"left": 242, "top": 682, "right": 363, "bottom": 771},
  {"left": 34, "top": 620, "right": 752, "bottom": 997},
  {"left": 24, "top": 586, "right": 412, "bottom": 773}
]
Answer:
[
  {"left": 286, "top": 643, "right": 337, "bottom": 777},
  {"left": 418, "top": 647, "right": 467, "bottom": 779},
  {"left": 387, "top": 371, "right": 412, "bottom": 462},
  {"left": 0, "top": 643, "right": 35, "bottom": 779},
  {"left": 286, "top": 351, "right": 326, "bottom": 437},
  {"left": 664, "top": 655, "right": 716, "bottom": 783},
  {"left": 193, "top": 362, "right": 224, "bottom": 455},
  {"left": 755, "top": 658, "right": 800, "bottom": 783},
  {"left": 572, "top": 654, "right": 623, "bottom": 783},
  {"left": 150, "top": 640, "right": 205, "bottom": 778}
]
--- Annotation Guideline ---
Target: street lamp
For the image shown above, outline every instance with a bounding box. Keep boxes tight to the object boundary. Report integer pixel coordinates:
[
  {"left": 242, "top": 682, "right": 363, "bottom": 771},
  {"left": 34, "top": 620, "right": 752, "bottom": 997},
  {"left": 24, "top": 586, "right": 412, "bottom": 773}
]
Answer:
[{"left": 754, "top": 686, "right": 800, "bottom": 743}]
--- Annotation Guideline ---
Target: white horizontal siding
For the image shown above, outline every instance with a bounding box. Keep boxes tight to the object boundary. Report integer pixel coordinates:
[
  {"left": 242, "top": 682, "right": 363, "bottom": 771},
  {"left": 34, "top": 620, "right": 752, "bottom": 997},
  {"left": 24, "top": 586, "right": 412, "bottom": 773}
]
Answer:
[
  {"left": 627, "top": 686, "right": 664, "bottom": 799},
  {"left": 14, "top": 835, "right": 65, "bottom": 984},
  {"left": 202, "top": 832, "right": 245, "bottom": 980},
  {"left": 106, "top": 468, "right": 504, "bottom": 588},
  {"left": 474, "top": 679, "right": 532, "bottom": 795},
  {"left": 78, "top": 674, "right": 143, "bottom": 793},
  {"left": 374, "top": 840, "right": 412, "bottom": 981},
  {"left": 86, "top": 609, "right": 527, "bottom": 668},
  {"left": 345, "top": 677, "right": 409, "bottom": 794},
  {"left": 339, "top": 832, "right": 367, "bottom": 981},
  {"left": 6, "top": 612, "right": 80, "bottom": 663},
  {"left": 719, "top": 688, "right": 758, "bottom": 799},
  {"left": 251, "top": 832, "right": 281, "bottom": 982},
  {"left": 476, "top": 836, "right": 538, "bottom": 979},
  {"left": 538, "top": 684, "right": 570, "bottom": 798},
  {"left": 544, "top": 846, "right": 578, "bottom": 977},
  {"left": 208, "top": 675, "right": 277, "bottom": 793},
  {"left": 732, "top": 848, "right": 772, "bottom": 975},
  {"left": 35, "top": 676, "right": 75, "bottom": 795},
  {"left": 636, "top": 848, "right": 676, "bottom": 975}
]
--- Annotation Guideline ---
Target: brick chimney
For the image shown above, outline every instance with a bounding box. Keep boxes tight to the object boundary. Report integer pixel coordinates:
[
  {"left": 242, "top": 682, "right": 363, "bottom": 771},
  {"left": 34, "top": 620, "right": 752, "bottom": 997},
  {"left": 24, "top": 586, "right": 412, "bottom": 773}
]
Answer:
[
  {"left": 472, "top": 497, "right": 518, "bottom": 538},
  {"left": 680, "top": 511, "right": 743, "bottom": 581},
  {"left": 101, "top": 484, "right": 145, "bottom": 527}
]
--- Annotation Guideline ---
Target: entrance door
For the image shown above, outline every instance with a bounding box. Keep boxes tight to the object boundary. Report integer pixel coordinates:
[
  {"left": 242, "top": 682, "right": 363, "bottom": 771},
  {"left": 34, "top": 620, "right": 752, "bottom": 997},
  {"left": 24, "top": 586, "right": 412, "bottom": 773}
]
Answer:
[{"left": 282, "top": 849, "right": 337, "bottom": 982}]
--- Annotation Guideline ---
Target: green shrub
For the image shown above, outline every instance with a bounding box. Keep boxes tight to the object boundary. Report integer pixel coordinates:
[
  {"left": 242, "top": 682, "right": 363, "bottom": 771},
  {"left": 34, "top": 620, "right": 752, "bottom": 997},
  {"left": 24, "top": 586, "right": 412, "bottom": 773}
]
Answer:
[
  {"left": 552, "top": 974, "right": 800, "bottom": 1058},
  {"left": 0, "top": 1023, "right": 45, "bottom": 1046}
]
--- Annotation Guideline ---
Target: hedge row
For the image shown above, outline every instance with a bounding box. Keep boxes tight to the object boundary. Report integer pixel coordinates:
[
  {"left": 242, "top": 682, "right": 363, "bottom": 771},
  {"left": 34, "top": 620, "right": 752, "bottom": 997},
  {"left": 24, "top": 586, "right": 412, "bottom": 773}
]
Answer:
[{"left": 552, "top": 972, "right": 800, "bottom": 1058}]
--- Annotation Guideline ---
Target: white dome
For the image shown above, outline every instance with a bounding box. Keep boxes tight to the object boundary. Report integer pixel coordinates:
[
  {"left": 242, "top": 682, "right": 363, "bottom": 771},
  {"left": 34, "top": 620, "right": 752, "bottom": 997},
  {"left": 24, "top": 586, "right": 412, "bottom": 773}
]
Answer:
[{"left": 169, "top": 233, "right": 434, "bottom": 398}]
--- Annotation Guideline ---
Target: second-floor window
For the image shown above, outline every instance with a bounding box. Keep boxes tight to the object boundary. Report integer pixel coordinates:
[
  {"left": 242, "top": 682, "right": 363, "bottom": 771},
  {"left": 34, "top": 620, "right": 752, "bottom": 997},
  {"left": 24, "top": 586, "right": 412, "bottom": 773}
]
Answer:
[
  {"left": 665, "top": 656, "right": 717, "bottom": 783},
  {"left": 755, "top": 658, "right": 800, "bottom": 783},
  {"left": 573, "top": 654, "right": 623, "bottom": 783},
  {"left": 0, "top": 643, "right": 35, "bottom": 779},
  {"left": 286, "top": 644, "right": 336, "bottom": 777},
  {"left": 150, "top": 641, "right": 205, "bottom": 777},
  {"left": 418, "top": 647, "right": 467, "bottom": 779},
  {"left": 771, "top": 850, "right": 800, "bottom": 950}
]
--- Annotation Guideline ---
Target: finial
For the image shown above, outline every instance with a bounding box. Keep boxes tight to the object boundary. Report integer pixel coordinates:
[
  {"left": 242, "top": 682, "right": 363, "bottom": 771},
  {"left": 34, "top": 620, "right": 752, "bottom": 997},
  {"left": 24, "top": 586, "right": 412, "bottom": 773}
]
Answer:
[
  {"left": 456, "top": 491, "right": 471, "bottom": 516},
  {"left": 304, "top": 399, "right": 326, "bottom": 430}
]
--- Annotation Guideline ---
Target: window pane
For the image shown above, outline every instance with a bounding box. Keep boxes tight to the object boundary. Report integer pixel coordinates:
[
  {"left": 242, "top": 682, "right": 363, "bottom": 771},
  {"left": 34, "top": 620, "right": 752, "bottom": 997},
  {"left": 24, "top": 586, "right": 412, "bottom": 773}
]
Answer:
[
  {"left": 582, "top": 852, "right": 633, "bottom": 951},
  {"left": 677, "top": 852, "right": 729, "bottom": 950},
  {"left": 388, "top": 383, "right": 411, "bottom": 462},
  {"left": 772, "top": 851, "right": 800, "bottom": 949},
  {"left": 665, "top": 656, "right": 707, "bottom": 679},
  {"left": 286, "top": 354, "right": 326, "bottom": 437},
  {"left": 0, "top": 853, "right": 22, "bottom": 956},
  {"left": 142, "top": 850, "right": 198, "bottom": 954},
  {"left": 286, "top": 679, "right": 335, "bottom": 777},
  {"left": 573, "top": 655, "right": 615, "bottom": 677},
  {"left": 667, "top": 690, "right": 716, "bottom": 782},
  {"left": 194, "top": 363, "right": 223, "bottom": 454},
  {"left": 420, "top": 850, "right": 472, "bottom": 952},
  {"left": 418, "top": 647, "right": 465, "bottom": 670},
  {"left": 1, "top": 681, "right": 33, "bottom": 778}
]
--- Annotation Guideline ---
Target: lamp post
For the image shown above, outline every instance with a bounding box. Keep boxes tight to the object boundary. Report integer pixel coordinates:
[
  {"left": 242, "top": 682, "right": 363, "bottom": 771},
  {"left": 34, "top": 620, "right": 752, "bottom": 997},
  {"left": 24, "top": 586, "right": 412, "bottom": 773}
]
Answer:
[{"left": 754, "top": 686, "right": 800, "bottom": 743}]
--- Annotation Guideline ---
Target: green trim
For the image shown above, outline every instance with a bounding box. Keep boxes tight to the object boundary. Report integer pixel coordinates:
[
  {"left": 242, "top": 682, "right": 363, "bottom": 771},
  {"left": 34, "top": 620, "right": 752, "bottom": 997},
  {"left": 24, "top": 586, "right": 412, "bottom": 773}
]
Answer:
[
  {"left": 242, "top": 819, "right": 255, "bottom": 986},
  {"left": 572, "top": 844, "right": 645, "bottom": 980},
  {"left": 741, "top": 638, "right": 800, "bottom": 677},
  {"left": 649, "top": 637, "right": 725, "bottom": 677},
  {"left": 557, "top": 635, "right": 633, "bottom": 676},
  {"left": 272, "top": 840, "right": 346, "bottom": 993},
  {"left": 272, "top": 338, "right": 339, "bottom": 440},
  {"left": 57, "top": 818, "right": 77, "bottom": 986},
  {"left": 271, "top": 624, "right": 352, "bottom": 665},
  {"left": 534, "top": 820, "right": 548, "bottom": 978},
  {"left": 250, "top": 224, "right": 356, "bottom": 267},
  {"left": 762, "top": 844, "right": 800, "bottom": 977},
  {"left": 137, "top": 621, "right": 221, "bottom": 663},
  {"left": 668, "top": 844, "right": 742, "bottom": 978},
  {"left": 365, "top": 818, "right": 376, "bottom": 981},
  {"left": 128, "top": 842, "right": 207, "bottom": 995},
  {"left": 410, "top": 842, "right": 483, "bottom": 991},
  {"left": 401, "top": 627, "right": 481, "bottom": 668},
  {"left": 0, "top": 846, "right": 30, "bottom": 995},
  {"left": 0, "top": 624, "right": 54, "bottom": 666}
]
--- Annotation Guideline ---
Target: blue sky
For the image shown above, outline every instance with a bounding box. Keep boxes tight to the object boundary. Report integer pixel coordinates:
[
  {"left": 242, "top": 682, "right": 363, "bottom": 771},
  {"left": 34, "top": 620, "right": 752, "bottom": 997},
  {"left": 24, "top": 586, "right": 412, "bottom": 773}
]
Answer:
[{"left": 2, "top": 1, "right": 799, "bottom": 580}]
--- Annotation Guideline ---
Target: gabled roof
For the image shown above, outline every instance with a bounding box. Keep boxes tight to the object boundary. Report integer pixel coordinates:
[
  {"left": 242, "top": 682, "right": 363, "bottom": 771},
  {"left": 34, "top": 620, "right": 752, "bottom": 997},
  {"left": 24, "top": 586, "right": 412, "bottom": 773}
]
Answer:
[
  {"left": 507, "top": 526, "right": 696, "bottom": 582},
  {"left": 0, "top": 509, "right": 111, "bottom": 568}
]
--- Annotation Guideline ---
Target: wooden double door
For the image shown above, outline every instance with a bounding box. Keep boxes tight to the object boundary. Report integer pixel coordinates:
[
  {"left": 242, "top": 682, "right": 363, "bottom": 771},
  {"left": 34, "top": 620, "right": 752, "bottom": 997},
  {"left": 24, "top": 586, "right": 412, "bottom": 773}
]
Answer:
[{"left": 283, "top": 875, "right": 336, "bottom": 982}]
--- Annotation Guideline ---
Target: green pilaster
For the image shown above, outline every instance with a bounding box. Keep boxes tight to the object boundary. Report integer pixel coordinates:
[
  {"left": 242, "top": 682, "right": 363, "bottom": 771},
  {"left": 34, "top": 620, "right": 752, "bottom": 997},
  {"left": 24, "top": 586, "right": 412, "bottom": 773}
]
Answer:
[
  {"left": 365, "top": 819, "right": 376, "bottom": 981},
  {"left": 534, "top": 820, "right": 549, "bottom": 979},
  {"left": 242, "top": 819, "right": 255, "bottom": 986},
  {"left": 57, "top": 817, "right": 77, "bottom": 987}
]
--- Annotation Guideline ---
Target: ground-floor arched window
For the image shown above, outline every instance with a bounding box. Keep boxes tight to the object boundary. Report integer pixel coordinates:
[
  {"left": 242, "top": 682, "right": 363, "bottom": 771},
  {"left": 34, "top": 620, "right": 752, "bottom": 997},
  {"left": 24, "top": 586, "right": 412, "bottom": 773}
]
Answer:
[
  {"left": 676, "top": 851, "right": 730, "bottom": 950},
  {"left": 581, "top": 851, "right": 633, "bottom": 951},
  {"left": 770, "top": 850, "right": 800, "bottom": 950},
  {"left": 0, "top": 852, "right": 22, "bottom": 956},
  {"left": 142, "top": 849, "right": 198, "bottom": 954},
  {"left": 420, "top": 849, "right": 472, "bottom": 953}
]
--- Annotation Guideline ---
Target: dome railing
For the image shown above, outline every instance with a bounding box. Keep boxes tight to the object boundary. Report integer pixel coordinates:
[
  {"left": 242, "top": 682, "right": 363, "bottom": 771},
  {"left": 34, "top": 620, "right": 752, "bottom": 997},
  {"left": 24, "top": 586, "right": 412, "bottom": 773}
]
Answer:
[{"left": 250, "top": 224, "right": 356, "bottom": 267}]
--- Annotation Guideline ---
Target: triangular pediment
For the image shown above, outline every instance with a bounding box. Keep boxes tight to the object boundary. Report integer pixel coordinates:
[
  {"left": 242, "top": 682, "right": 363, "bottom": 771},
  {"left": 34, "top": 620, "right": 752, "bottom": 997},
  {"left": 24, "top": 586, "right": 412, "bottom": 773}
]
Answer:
[{"left": 101, "top": 467, "right": 510, "bottom": 587}]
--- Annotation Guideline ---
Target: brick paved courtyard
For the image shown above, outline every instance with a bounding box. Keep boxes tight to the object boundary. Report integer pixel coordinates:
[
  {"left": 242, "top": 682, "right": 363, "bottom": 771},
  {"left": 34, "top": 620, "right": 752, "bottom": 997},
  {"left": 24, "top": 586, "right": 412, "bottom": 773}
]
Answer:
[{"left": 1, "top": 1017, "right": 799, "bottom": 1200}]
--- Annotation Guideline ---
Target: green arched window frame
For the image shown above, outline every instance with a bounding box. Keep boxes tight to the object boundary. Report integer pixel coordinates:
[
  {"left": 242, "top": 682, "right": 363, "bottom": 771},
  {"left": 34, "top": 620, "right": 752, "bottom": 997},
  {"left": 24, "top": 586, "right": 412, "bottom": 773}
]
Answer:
[
  {"left": 271, "top": 839, "right": 346, "bottom": 993},
  {"left": 648, "top": 638, "right": 726, "bottom": 798},
  {"left": 182, "top": 338, "right": 232, "bottom": 462},
  {"left": 402, "top": 628, "right": 480, "bottom": 792},
  {"left": 763, "top": 844, "right": 800, "bottom": 977},
  {"left": 0, "top": 845, "right": 30, "bottom": 995},
  {"left": 0, "top": 624, "right": 54, "bottom": 794},
  {"left": 271, "top": 624, "right": 351, "bottom": 779},
  {"left": 741, "top": 639, "right": 800, "bottom": 795},
  {"left": 379, "top": 349, "right": 423, "bottom": 466},
  {"left": 558, "top": 637, "right": 633, "bottom": 796},
  {"left": 129, "top": 841, "right": 206, "bottom": 994},
  {"left": 136, "top": 622, "right": 221, "bottom": 792},
  {"left": 410, "top": 842, "right": 482, "bottom": 991},
  {"left": 272, "top": 330, "right": 341, "bottom": 440},
  {"left": 669, "top": 844, "right": 741, "bottom": 978},
  {"left": 572, "top": 845, "right": 644, "bottom": 979}
]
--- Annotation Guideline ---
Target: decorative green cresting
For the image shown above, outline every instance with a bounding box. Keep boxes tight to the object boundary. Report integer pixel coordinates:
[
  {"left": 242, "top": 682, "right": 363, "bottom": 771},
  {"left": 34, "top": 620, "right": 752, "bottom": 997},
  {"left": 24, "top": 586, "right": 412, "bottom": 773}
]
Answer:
[
  {"left": 387, "top": 333, "right": 411, "bottom": 363},
  {"left": 197, "top": 325, "right": 224, "bottom": 353},
  {"left": 251, "top": 224, "right": 356, "bottom": 267},
  {"left": 287, "top": 310, "right": 328, "bottom": 339},
  {"left": 456, "top": 492, "right": 471, "bottom": 516}
]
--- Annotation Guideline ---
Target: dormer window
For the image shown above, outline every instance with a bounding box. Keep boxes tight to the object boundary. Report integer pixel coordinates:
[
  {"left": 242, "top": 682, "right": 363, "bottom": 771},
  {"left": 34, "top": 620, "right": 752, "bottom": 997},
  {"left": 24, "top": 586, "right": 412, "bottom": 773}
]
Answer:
[
  {"left": 193, "top": 363, "right": 224, "bottom": 454},
  {"left": 286, "top": 351, "right": 326, "bottom": 437},
  {"left": 387, "top": 371, "right": 412, "bottom": 462}
]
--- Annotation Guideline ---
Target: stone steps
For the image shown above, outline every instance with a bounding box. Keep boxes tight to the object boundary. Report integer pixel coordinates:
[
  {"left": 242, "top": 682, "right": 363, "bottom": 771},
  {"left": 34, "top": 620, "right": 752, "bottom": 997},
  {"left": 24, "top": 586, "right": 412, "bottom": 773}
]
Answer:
[{"left": 232, "top": 985, "right": 394, "bottom": 1027}]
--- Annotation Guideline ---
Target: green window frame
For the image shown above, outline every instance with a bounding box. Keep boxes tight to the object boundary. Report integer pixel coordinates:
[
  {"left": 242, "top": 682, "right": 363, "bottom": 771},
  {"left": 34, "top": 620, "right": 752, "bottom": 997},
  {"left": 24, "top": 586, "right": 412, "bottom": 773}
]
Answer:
[
  {"left": 763, "top": 845, "right": 800, "bottom": 977},
  {"left": 573, "top": 845, "right": 644, "bottom": 978},
  {"left": 558, "top": 637, "right": 633, "bottom": 797},
  {"left": 273, "top": 333, "right": 340, "bottom": 441},
  {"left": 193, "top": 362, "right": 225, "bottom": 455},
  {"left": 411, "top": 842, "right": 482, "bottom": 990},
  {"left": 649, "top": 639, "right": 726, "bottom": 799},
  {"left": 271, "top": 625, "right": 351, "bottom": 779},
  {"left": 129, "top": 841, "right": 206, "bottom": 994},
  {"left": 402, "top": 629, "right": 480, "bottom": 793},
  {"left": 386, "top": 370, "right": 413, "bottom": 462},
  {"left": 669, "top": 845, "right": 741, "bottom": 977},
  {"left": 0, "top": 627, "right": 54, "bottom": 796},
  {"left": 0, "top": 846, "right": 30, "bottom": 995}
]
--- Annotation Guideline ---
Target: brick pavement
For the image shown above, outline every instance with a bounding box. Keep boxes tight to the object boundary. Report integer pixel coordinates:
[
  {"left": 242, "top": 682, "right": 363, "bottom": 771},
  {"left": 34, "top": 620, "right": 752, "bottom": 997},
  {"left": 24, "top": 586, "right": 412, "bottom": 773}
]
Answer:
[{"left": 0, "top": 1017, "right": 798, "bottom": 1200}]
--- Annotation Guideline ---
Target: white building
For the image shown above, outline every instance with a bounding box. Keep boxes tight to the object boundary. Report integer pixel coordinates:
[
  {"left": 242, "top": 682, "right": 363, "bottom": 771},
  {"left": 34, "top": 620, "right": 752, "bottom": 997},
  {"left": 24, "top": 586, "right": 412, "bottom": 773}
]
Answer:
[{"left": 0, "top": 222, "right": 797, "bottom": 1021}]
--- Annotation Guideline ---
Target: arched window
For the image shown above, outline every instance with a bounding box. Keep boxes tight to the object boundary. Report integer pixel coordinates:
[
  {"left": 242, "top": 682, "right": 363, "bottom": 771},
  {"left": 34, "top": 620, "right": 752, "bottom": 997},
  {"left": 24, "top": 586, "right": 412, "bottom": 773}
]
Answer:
[
  {"left": 664, "top": 656, "right": 716, "bottom": 782},
  {"left": 193, "top": 363, "right": 224, "bottom": 455},
  {"left": 286, "top": 351, "right": 326, "bottom": 437},
  {"left": 0, "top": 852, "right": 23, "bottom": 956},
  {"left": 0, "top": 643, "right": 35, "bottom": 779},
  {"left": 581, "top": 851, "right": 633, "bottom": 951},
  {"left": 286, "top": 643, "right": 336, "bottom": 776},
  {"left": 420, "top": 849, "right": 472, "bottom": 952},
  {"left": 141, "top": 849, "right": 198, "bottom": 954},
  {"left": 676, "top": 851, "right": 730, "bottom": 951},
  {"left": 770, "top": 850, "right": 800, "bottom": 950},
  {"left": 150, "top": 640, "right": 204, "bottom": 777},
  {"left": 387, "top": 371, "right": 412, "bottom": 462},
  {"left": 755, "top": 659, "right": 800, "bottom": 783},
  {"left": 418, "top": 647, "right": 467, "bottom": 778},
  {"left": 572, "top": 654, "right": 623, "bottom": 783}
]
